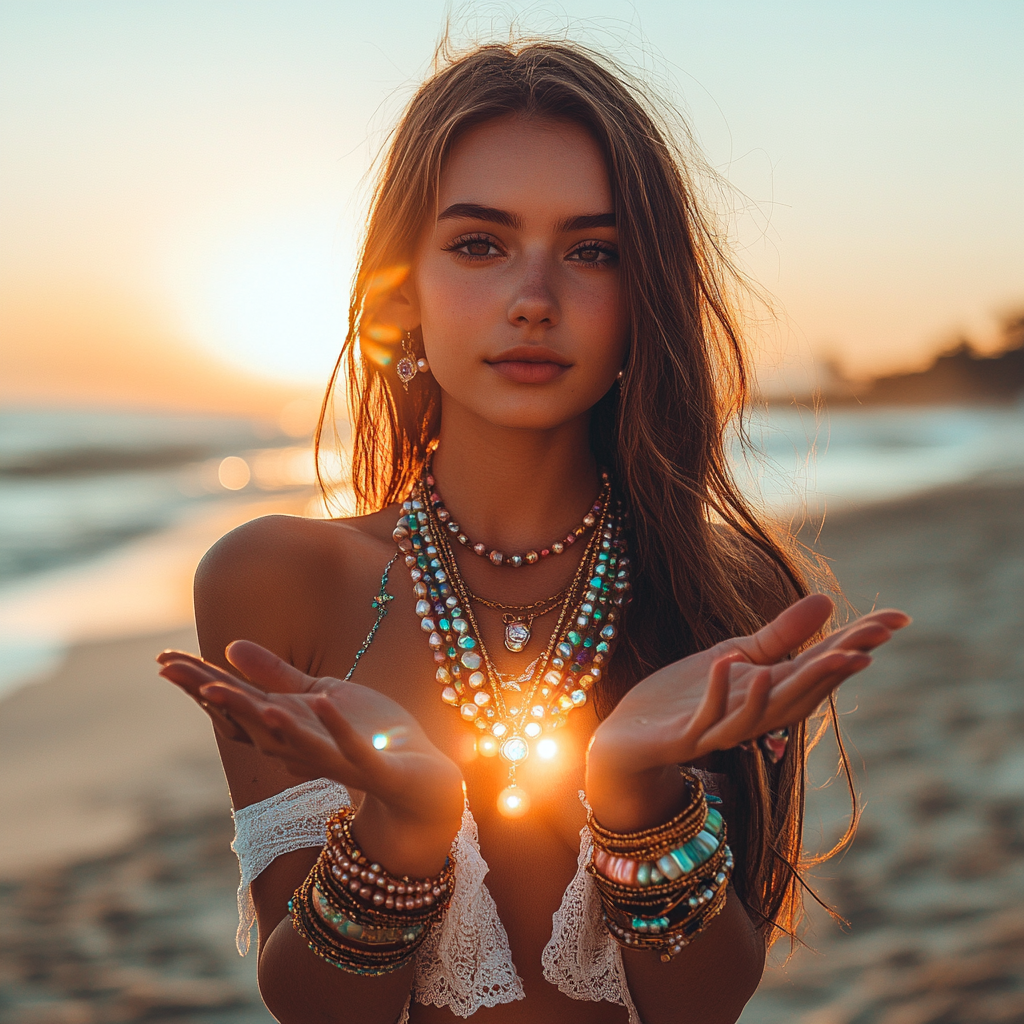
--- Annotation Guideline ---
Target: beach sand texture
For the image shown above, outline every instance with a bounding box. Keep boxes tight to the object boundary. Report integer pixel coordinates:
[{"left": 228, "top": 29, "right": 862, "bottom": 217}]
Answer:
[{"left": 0, "top": 483, "right": 1021, "bottom": 1023}]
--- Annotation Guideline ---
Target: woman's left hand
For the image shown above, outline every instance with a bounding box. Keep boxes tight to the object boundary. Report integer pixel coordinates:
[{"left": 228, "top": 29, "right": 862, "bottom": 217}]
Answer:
[{"left": 585, "top": 594, "right": 910, "bottom": 830}]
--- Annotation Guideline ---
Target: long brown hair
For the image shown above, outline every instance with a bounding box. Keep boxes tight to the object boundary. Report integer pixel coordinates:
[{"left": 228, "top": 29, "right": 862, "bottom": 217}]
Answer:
[{"left": 316, "top": 38, "right": 850, "bottom": 947}]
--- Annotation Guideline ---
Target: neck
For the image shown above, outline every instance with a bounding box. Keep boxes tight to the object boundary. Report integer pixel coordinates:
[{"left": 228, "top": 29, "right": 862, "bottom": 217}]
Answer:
[{"left": 430, "top": 403, "right": 600, "bottom": 555}]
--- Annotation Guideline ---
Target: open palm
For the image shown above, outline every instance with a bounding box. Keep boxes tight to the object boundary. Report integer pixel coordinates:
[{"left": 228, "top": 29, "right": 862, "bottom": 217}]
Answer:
[
  {"left": 590, "top": 594, "right": 909, "bottom": 782},
  {"left": 157, "top": 642, "right": 463, "bottom": 825}
]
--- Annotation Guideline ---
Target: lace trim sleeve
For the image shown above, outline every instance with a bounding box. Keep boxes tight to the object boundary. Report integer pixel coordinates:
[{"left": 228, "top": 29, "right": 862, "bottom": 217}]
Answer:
[
  {"left": 413, "top": 803, "right": 526, "bottom": 1017},
  {"left": 230, "top": 777, "right": 351, "bottom": 955},
  {"left": 541, "top": 816, "right": 642, "bottom": 1024}
]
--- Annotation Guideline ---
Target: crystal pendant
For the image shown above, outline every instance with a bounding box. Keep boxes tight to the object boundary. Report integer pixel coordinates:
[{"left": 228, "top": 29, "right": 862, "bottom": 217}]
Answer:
[
  {"left": 396, "top": 357, "right": 417, "bottom": 385},
  {"left": 499, "top": 736, "right": 529, "bottom": 763},
  {"left": 504, "top": 618, "right": 531, "bottom": 652}
]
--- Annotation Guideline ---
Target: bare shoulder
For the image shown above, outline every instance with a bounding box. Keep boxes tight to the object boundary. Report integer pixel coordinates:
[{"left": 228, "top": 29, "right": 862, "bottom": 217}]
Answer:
[{"left": 194, "top": 507, "right": 400, "bottom": 673}]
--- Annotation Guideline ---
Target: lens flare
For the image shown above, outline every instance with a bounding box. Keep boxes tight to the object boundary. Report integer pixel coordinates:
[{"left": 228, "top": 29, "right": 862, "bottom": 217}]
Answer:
[
  {"left": 497, "top": 785, "right": 530, "bottom": 819},
  {"left": 536, "top": 738, "right": 558, "bottom": 760},
  {"left": 477, "top": 735, "right": 499, "bottom": 757},
  {"left": 369, "top": 727, "right": 409, "bottom": 751}
]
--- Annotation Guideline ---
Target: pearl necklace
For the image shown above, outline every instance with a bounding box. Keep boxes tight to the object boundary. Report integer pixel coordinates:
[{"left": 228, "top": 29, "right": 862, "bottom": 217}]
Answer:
[
  {"left": 393, "top": 477, "right": 631, "bottom": 816},
  {"left": 425, "top": 467, "right": 610, "bottom": 567}
]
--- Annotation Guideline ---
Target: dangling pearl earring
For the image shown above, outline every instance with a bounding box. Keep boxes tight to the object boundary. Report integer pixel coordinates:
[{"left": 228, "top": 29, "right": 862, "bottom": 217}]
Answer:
[
  {"left": 616, "top": 368, "right": 625, "bottom": 380},
  {"left": 396, "top": 331, "right": 430, "bottom": 392}
]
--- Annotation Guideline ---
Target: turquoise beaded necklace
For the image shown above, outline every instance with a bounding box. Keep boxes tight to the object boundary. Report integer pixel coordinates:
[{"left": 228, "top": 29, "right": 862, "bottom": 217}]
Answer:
[{"left": 393, "top": 473, "right": 631, "bottom": 815}]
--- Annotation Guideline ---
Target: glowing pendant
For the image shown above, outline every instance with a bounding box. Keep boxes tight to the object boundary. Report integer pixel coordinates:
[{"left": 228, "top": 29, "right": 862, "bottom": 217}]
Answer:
[
  {"left": 497, "top": 783, "right": 530, "bottom": 818},
  {"left": 503, "top": 617, "right": 532, "bottom": 652},
  {"left": 499, "top": 735, "right": 529, "bottom": 764}
]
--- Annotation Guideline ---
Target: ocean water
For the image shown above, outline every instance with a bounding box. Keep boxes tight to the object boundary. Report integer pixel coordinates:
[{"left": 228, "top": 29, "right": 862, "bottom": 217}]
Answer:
[
  {"left": 735, "top": 402, "right": 1024, "bottom": 513},
  {"left": 0, "top": 408, "right": 318, "bottom": 695},
  {"left": 1, "top": 403, "right": 1022, "bottom": 698}
]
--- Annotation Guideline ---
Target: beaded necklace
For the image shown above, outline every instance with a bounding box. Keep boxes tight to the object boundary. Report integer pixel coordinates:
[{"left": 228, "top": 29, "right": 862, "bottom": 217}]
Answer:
[
  {"left": 392, "top": 473, "right": 631, "bottom": 815},
  {"left": 426, "top": 467, "right": 609, "bottom": 567}
]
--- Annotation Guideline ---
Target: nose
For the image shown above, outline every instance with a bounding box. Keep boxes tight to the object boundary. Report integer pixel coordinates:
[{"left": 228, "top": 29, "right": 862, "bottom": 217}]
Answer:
[{"left": 507, "top": 256, "right": 560, "bottom": 329}]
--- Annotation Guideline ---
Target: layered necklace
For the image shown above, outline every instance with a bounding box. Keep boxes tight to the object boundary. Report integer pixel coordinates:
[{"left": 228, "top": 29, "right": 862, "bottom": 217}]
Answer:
[{"left": 392, "top": 465, "right": 631, "bottom": 816}]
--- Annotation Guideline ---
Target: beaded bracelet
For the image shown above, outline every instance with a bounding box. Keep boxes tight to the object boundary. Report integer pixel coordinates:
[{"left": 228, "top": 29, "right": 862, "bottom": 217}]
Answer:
[
  {"left": 587, "top": 772, "right": 708, "bottom": 858},
  {"left": 289, "top": 807, "right": 455, "bottom": 975},
  {"left": 324, "top": 806, "right": 454, "bottom": 915},
  {"left": 290, "top": 870, "right": 428, "bottom": 975},
  {"left": 588, "top": 772, "right": 734, "bottom": 961}
]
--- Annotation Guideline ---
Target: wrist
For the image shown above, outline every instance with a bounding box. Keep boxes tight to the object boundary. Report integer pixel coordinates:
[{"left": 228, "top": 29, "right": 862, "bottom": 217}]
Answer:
[
  {"left": 353, "top": 782, "right": 463, "bottom": 879},
  {"left": 586, "top": 760, "right": 690, "bottom": 833}
]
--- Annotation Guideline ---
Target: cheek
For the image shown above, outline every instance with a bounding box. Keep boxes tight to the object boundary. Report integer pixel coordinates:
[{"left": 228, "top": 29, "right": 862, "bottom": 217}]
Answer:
[
  {"left": 416, "top": 263, "right": 498, "bottom": 341},
  {"left": 575, "top": 277, "right": 629, "bottom": 366}
]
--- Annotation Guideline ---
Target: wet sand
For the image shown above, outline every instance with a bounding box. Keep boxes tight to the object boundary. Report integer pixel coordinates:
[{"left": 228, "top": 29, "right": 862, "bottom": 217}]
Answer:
[{"left": 1, "top": 483, "right": 1021, "bottom": 1023}]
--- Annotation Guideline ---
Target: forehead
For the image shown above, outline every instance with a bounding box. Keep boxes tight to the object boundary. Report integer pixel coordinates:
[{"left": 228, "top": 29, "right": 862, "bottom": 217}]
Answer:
[{"left": 437, "top": 115, "right": 612, "bottom": 216}]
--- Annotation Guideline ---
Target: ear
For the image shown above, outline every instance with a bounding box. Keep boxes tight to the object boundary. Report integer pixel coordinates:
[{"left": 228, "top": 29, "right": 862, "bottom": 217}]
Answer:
[{"left": 375, "top": 268, "right": 421, "bottom": 335}]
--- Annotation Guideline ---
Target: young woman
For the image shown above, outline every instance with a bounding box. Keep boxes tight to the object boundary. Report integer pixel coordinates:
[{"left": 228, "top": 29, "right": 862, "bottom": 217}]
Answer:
[{"left": 157, "top": 41, "right": 909, "bottom": 1024}]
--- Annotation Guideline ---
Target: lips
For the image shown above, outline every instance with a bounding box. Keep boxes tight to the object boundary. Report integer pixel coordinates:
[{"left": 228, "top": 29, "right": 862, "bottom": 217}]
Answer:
[{"left": 486, "top": 346, "right": 571, "bottom": 384}]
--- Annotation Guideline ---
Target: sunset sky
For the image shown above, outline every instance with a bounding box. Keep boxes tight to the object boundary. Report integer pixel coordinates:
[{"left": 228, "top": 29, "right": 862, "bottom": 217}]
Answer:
[{"left": 2, "top": 1, "right": 1021, "bottom": 411}]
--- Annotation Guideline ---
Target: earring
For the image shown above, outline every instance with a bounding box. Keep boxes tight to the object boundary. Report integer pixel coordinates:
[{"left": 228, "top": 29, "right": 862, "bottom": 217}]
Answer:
[
  {"left": 615, "top": 369, "right": 624, "bottom": 380},
  {"left": 396, "top": 332, "right": 429, "bottom": 392}
]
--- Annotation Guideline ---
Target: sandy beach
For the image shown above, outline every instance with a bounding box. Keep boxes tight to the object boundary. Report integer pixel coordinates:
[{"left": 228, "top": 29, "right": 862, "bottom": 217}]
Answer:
[{"left": 1, "top": 482, "right": 1021, "bottom": 1023}]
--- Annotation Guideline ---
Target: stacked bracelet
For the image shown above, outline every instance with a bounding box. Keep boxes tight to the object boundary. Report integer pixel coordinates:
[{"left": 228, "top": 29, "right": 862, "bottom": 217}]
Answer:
[
  {"left": 588, "top": 772, "right": 734, "bottom": 961},
  {"left": 289, "top": 807, "right": 455, "bottom": 976}
]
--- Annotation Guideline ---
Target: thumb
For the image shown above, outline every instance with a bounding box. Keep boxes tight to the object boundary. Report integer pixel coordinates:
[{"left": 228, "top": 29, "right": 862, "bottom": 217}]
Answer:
[{"left": 225, "top": 640, "right": 315, "bottom": 694}]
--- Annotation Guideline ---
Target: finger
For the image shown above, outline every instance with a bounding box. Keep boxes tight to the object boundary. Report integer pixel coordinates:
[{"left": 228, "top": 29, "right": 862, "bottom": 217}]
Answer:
[
  {"left": 680, "top": 655, "right": 737, "bottom": 741},
  {"left": 812, "top": 609, "right": 911, "bottom": 654},
  {"left": 159, "top": 661, "right": 254, "bottom": 742},
  {"left": 700, "top": 669, "right": 772, "bottom": 752},
  {"left": 157, "top": 651, "right": 243, "bottom": 686},
  {"left": 225, "top": 640, "right": 316, "bottom": 694},
  {"left": 736, "top": 594, "right": 835, "bottom": 664},
  {"left": 201, "top": 684, "right": 317, "bottom": 761},
  {"left": 158, "top": 660, "right": 268, "bottom": 702},
  {"left": 199, "top": 699, "right": 254, "bottom": 744},
  {"left": 768, "top": 650, "right": 871, "bottom": 725},
  {"left": 312, "top": 696, "right": 378, "bottom": 771},
  {"left": 833, "top": 622, "right": 891, "bottom": 650}
]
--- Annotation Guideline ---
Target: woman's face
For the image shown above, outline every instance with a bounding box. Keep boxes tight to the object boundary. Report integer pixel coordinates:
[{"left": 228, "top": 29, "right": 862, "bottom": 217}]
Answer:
[{"left": 408, "top": 114, "right": 628, "bottom": 431}]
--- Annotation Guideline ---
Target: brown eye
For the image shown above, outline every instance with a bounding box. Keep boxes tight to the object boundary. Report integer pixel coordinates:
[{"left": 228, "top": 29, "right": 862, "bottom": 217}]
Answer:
[
  {"left": 465, "top": 241, "right": 492, "bottom": 256},
  {"left": 568, "top": 243, "right": 617, "bottom": 266}
]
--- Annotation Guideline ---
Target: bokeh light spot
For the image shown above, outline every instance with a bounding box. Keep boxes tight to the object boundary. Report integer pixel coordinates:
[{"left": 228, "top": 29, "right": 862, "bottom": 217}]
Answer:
[{"left": 218, "top": 456, "right": 250, "bottom": 490}]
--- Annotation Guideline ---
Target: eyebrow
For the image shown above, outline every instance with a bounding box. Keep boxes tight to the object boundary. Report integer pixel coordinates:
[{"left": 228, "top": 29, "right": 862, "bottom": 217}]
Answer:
[{"left": 437, "top": 203, "right": 615, "bottom": 233}]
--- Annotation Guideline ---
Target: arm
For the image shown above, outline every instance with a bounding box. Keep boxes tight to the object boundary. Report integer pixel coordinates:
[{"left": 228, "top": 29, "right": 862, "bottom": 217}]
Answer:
[
  {"left": 160, "top": 517, "right": 463, "bottom": 1024},
  {"left": 585, "top": 596, "right": 911, "bottom": 1024}
]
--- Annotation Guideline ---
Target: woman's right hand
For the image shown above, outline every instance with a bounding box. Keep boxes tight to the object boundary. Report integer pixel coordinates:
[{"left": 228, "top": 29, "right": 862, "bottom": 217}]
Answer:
[{"left": 157, "top": 642, "right": 464, "bottom": 875}]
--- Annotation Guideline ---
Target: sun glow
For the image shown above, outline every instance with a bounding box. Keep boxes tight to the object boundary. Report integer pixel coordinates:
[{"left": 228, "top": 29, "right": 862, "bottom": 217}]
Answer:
[{"left": 170, "top": 216, "right": 355, "bottom": 384}]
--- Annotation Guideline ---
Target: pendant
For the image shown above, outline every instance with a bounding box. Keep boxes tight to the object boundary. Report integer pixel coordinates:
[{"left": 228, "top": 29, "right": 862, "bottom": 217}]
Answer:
[
  {"left": 396, "top": 357, "right": 417, "bottom": 389},
  {"left": 503, "top": 616, "right": 532, "bottom": 652}
]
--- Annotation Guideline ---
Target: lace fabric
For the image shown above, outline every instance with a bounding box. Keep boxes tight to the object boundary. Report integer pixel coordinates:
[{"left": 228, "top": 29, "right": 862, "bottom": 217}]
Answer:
[
  {"left": 542, "top": 798, "right": 642, "bottom": 1023},
  {"left": 231, "top": 777, "right": 352, "bottom": 956},
  {"left": 413, "top": 802, "right": 526, "bottom": 1016},
  {"left": 230, "top": 778, "right": 525, "bottom": 1019}
]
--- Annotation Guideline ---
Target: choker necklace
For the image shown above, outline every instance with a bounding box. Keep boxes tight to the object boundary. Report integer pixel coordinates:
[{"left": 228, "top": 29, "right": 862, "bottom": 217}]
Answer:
[
  {"left": 425, "top": 466, "right": 610, "bottom": 567},
  {"left": 393, "top": 470, "right": 631, "bottom": 817}
]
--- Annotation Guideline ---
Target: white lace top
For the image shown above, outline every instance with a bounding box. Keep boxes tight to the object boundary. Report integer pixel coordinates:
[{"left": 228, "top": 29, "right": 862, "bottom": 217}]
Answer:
[{"left": 231, "top": 777, "right": 642, "bottom": 1022}]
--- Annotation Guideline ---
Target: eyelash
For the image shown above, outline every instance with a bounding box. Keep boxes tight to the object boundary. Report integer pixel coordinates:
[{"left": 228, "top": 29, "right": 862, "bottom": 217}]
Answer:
[{"left": 443, "top": 234, "right": 618, "bottom": 267}]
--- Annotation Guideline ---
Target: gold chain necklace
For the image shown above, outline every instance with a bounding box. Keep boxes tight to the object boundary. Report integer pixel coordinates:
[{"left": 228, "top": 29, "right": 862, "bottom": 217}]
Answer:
[{"left": 460, "top": 584, "right": 572, "bottom": 652}]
